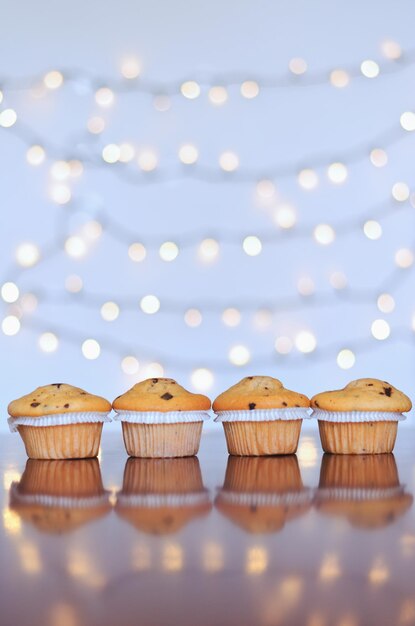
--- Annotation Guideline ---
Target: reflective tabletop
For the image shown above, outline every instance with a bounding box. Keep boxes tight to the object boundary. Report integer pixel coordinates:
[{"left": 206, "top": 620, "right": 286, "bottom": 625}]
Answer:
[{"left": 1, "top": 428, "right": 415, "bottom": 626}]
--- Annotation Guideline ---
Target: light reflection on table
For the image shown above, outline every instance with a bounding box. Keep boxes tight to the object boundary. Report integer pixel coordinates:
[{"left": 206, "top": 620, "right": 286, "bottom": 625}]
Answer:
[{"left": 1, "top": 428, "right": 415, "bottom": 626}]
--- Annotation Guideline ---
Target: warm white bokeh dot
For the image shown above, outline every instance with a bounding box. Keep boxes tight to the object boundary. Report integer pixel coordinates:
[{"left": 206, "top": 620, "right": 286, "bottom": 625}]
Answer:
[
  {"left": 102, "top": 144, "right": 121, "bottom": 164},
  {"left": 381, "top": 40, "right": 402, "bottom": 60},
  {"left": 371, "top": 319, "right": 390, "bottom": 340},
  {"left": 1, "top": 282, "right": 19, "bottom": 303},
  {"left": 314, "top": 224, "right": 335, "bottom": 245},
  {"left": 95, "top": 87, "right": 114, "bottom": 107},
  {"left": 391, "top": 182, "right": 410, "bottom": 202},
  {"left": 159, "top": 241, "right": 179, "bottom": 262},
  {"left": 121, "top": 57, "right": 141, "bottom": 79},
  {"left": 26, "top": 145, "right": 46, "bottom": 166},
  {"left": 191, "top": 368, "right": 214, "bottom": 391},
  {"left": 180, "top": 81, "right": 200, "bottom": 99},
  {"left": 0, "top": 108, "right": 17, "bottom": 127},
  {"left": 16, "top": 242, "right": 40, "bottom": 267},
  {"left": 38, "top": 332, "right": 59, "bottom": 353},
  {"left": 100, "top": 301, "right": 120, "bottom": 322},
  {"left": 121, "top": 356, "right": 140, "bottom": 374},
  {"left": 137, "top": 149, "right": 158, "bottom": 172},
  {"left": 400, "top": 112, "right": 415, "bottom": 131},
  {"left": 44, "top": 70, "right": 63, "bottom": 89},
  {"left": 140, "top": 295, "right": 160, "bottom": 314},
  {"left": 289, "top": 58, "right": 307, "bottom": 75},
  {"left": 178, "top": 144, "right": 198, "bottom": 165},
  {"left": 208, "top": 86, "right": 228, "bottom": 105},
  {"left": 240, "top": 81, "right": 259, "bottom": 98},
  {"left": 273, "top": 203, "right": 297, "bottom": 229},
  {"left": 82, "top": 339, "right": 101, "bottom": 359},
  {"left": 298, "top": 169, "right": 318, "bottom": 190},
  {"left": 395, "top": 248, "right": 414, "bottom": 268},
  {"left": 377, "top": 293, "right": 395, "bottom": 313},
  {"left": 128, "top": 243, "right": 146, "bottom": 262},
  {"left": 184, "top": 308, "right": 202, "bottom": 327},
  {"left": 2, "top": 315, "right": 20, "bottom": 336},
  {"left": 198, "top": 238, "right": 219, "bottom": 263},
  {"left": 337, "top": 349, "right": 355, "bottom": 369},
  {"left": 219, "top": 151, "right": 239, "bottom": 172},
  {"left": 65, "top": 236, "right": 87, "bottom": 259},
  {"left": 361, "top": 60, "right": 379, "bottom": 78},
  {"left": 243, "top": 235, "right": 262, "bottom": 256},
  {"left": 65, "top": 274, "right": 83, "bottom": 293},
  {"left": 370, "top": 148, "right": 388, "bottom": 167},
  {"left": 363, "top": 220, "right": 382, "bottom": 240},
  {"left": 222, "top": 308, "right": 241, "bottom": 327},
  {"left": 330, "top": 69, "right": 350, "bottom": 88},
  {"left": 229, "top": 344, "right": 251, "bottom": 366},
  {"left": 327, "top": 162, "right": 348, "bottom": 184},
  {"left": 50, "top": 183, "right": 71, "bottom": 204},
  {"left": 295, "top": 331, "right": 317, "bottom": 353},
  {"left": 297, "top": 276, "right": 315, "bottom": 296},
  {"left": 274, "top": 336, "right": 293, "bottom": 354},
  {"left": 329, "top": 271, "right": 348, "bottom": 290}
]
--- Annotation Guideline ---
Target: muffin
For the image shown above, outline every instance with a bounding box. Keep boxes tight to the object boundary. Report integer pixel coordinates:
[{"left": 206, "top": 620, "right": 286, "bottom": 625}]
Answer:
[
  {"left": 215, "top": 456, "right": 312, "bottom": 533},
  {"left": 8, "top": 384, "right": 111, "bottom": 459},
  {"left": 113, "top": 378, "right": 211, "bottom": 458},
  {"left": 315, "top": 454, "right": 413, "bottom": 528},
  {"left": 116, "top": 457, "right": 211, "bottom": 534},
  {"left": 9, "top": 459, "right": 111, "bottom": 533},
  {"left": 213, "top": 376, "right": 310, "bottom": 455},
  {"left": 311, "top": 378, "right": 411, "bottom": 454}
]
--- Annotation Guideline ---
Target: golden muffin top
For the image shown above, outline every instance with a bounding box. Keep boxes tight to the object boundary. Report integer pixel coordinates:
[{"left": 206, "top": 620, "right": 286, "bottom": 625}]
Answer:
[
  {"left": 311, "top": 378, "right": 412, "bottom": 412},
  {"left": 112, "top": 378, "right": 211, "bottom": 412},
  {"left": 212, "top": 376, "right": 310, "bottom": 412},
  {"left": 8, "top": 384, "right": 111, "bottom": 418}
]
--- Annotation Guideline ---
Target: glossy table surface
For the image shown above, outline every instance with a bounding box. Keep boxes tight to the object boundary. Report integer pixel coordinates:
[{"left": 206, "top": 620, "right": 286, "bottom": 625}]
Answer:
[{"left": 1, "top": 427, "right": 415, "bottom": 626}]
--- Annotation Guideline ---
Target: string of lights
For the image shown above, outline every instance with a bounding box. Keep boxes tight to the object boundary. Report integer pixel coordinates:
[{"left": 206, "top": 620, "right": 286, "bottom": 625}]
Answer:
[{"left": 0, "top": 40, "right": 413, "bottom": 102}]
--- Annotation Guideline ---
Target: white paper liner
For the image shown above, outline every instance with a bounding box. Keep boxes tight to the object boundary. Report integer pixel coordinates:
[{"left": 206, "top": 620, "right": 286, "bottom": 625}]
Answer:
[
  {"left": 311, "top": 409, "right": 406, "bottom": 423},
  {"left": 116, "top": 491, "right": 210, "bottom": 508},
  {"left": 214, "top": 408, "right": 311, "bottom": 422},
  {"left": 217, "top": 488, "right": 313, "bottom": 507},
  {"left": 10, "top": 483, "right": 111, "bottom": 508},
  {"left": 316, "top": 486, "right": 405, "bottom": 501},
  {"left": 8, "top": 411, "right": 112, "bottom": 433},
  {"left": 113, "top": 410, "right": 210, "bottom": 424}
]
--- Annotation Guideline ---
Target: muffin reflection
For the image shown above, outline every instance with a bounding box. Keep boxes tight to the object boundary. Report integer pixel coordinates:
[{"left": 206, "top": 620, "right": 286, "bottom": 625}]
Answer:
[
  {"left": 315, "top": 453, "right": 413, "bottom": 528},
  {"left": 10, "top": 458, "right": 111, "bottom": 533},
  {"left": 116, "top": 457, "right": 211, "bottom": 534},
  {"left": 215, "top": 456, "right": 312, "bottom": 533}
]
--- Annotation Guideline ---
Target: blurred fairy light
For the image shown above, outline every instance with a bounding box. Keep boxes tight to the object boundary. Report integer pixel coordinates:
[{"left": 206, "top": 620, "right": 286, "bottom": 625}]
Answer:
[
  {"left": 245, "top": 547, "right": 268, "bottom": 575},
  {"left": 0, "top": 90, "right": 3, "bottom": 104},
  {"left": 256, "top": 179, "right": 276, "bottom": 199},
  {"left": 360, "top": 60, "right": 380, "bottom": 78},
  {"left": 159, "top": 241, "right": 179, "bottom": 262},
  {"left": 65, "top": 274, "right": 83, "bottom": 293},
  {"left": 95, "top": 87, "right": 114, "bottom": 107},
  {"left": 298, "top": 168, "right": 318, "bottom": 190},
  {"left": 191, "top": 368, "right": 214, "bottom": 391},
  {"left": 371, "top": 319, "right": 390, "bottom": 340},
  {"left": 381, "top": 40, "right": 402, "bottom": 60},
  {"left": 327, "top": 162, "right": 348, "bottom": 184},
  {"left": 295, "top": 330, "right": 317, "bottom": 353},
  {"left": 314, "top": 224, "right": 335, "bottom": 245},
  {"left": 26, "top": 145, "right": 46, "bottom": 166},
  {"left": 198, "top": 238, "right": 219, "bottom": 263},
  {"left": 222, "top": 308, "right": 241, "bottom": 327},
  {"left": 363, "top": 220, "right": 382, "bottom": 240},
  {"left": 142, "top": 362, "right": 164, "bottom": 378},
  {"left": 178, "top": 143, "right": 198, "bottom": 165},
  {"left": 121, "top": 356, "right": 139, "bottom": 375},
  {"left": 240, "top": 80, "right": 259, "bottom": 98},
  {"left": 337, "top": 349, "right": 355, "bottom": 369},
  {"left": 202, "top": 542, "right": 224, "bottom": 573},
  {"left": 102, "top": 144, "right": 121, "bottom": 163},
  {"left": 242, "top": 235, "right": 262, "bottom": 256},
  {"left": 180, "top": 81, "right": 200, "bottom": 99},
  {"left": 38, "top": 332, "right": 59, "bottom": 353},
  {"left": 1, "top": 282, "right": 19, "bottom": 303},
  {"left": 82, "top": 339, "right": 101, "bottom": 359},
  {"left": 208, "top": 86, "right": 228, "bottom": 105},
  {"left": 162, "top": 542, "right": 183, "bottom": 572},
  {"left": 118, "top": 143, "right": 135, "bottom": 162},
  {"left": 2, "top": 315, "right": 20, "bottom": 336},
  {"left": 273, "top": 203, "right": 297, "bottom": 229},
  {"left": 391, "top": 181, "right": 410, "bottom": 202},
  {"left": 400, "top": 112, "right": 415, "bottom": 131},
  {"left": 87, "top": 116, "right": 106, "bottom": 134},
  {"left": 50, "top": 160, "right": 71, "bottom": 180},
  {"left": 153, "top": 95, "right": 171, "bottom": 112},
  {"left": 319, "top": 553, "right": 341, "bottom": 581},
  {"left": 100, "top": 301, "right": 120, "bottom": 322},
  {"left": 219, "top": 151, "right": 239, "bottom": 172},
  {"left": 137, "top": 149, "right": 158, "bottom": 172},
  {"left": 140, "top": 295, "right": 160, "bottom": 314},
  {"left": 329, "top": 270, "right": 348, "bottom": 290},
  {"left": 330, "top": 69, "right": 350, "bottom": 88},
  {"left": 229, "top": 344, "right": 250, "bottom": 366},
  {"left": 50, "top": 183, "right": 71, "bottom": 204},
  {"left": 368, "top": 558, "right": 390, "bottom": 586},
  {"left": 65, "top": 236, "right": 87, "bottom": 259},
  {"left": 289, "top": 57, "right": 307, "bottom": 75},
  {"left": 370, "top": 148, "right": 388, "bottom": 167},
  {"left": 82, "top": 220, "right": 102, "bottom": 241},
  {"left": 395, "top": 248, "right": 414, "bottom": 268},
  {"left": 297, "top": 276, "right": 315, "bottom": 296},
  {"left": 184, "top": 308, "right": 202, "bottom": 327},
  {"left": 377, "top": 293, "right": 395, "bottom": 313},
  {"left": 0, "top": 108, "right": 17, "bottom": 127},
  {"left": 43, "top": 70, "right": 63, "bottom": 89},
  {"left": 120, "top": 57, "right": 141, "bottom": 79},
  {"left": 20, "top": 293, "right": 38, "bottom": 313},
  {"left": 128, "top": 242, "right": 147, "bottom": 262},
  {"left": 274, "top": 336, "right": 293, "bottom": 354},
  {"left": 16, "top": 242, "right": 40, "bottom": 267},
  {"left": 252, "top": 309, "right": 273, "bottom": 331}
]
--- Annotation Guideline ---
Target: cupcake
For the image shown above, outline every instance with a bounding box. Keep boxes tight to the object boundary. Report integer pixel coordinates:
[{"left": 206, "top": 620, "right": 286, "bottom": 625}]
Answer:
[
  {"left": 311, "top": 378, "right": 412, "bottom": 454},
  {"left": 215, "top": 456, "right": 312, "bottom": 533},
  {"left": 9, "top": 459, "right": 111, "bottom": 533},
  {"left": 315, "top": 454, "right": 413, "bottom": 529},
  {"left": 116, "top": 457, "right": 211, "bottom": 534},
  {"left": 213, "top": 376, "right": 310, "bottom": 455},
  {"left": 112, "top": 378, "right": 211, "bottom": 458},
  {"left": 8, "top": 384, "right": 111, "bottom": 459}
]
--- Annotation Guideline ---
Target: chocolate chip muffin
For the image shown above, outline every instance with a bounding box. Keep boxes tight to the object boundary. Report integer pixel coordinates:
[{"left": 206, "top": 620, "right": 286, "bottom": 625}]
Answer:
[{"left": 112, "top": 378, "right": 211, "bottom": 458}]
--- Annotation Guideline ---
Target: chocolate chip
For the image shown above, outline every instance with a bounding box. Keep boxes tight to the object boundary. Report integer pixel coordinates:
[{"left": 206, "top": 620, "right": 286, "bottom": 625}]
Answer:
[
  {"left": 80, "top": 392, "right": 86, "bottom": 395},
  {"left": 282, "top": 402, "right": 287, "bottom": 407},
  {"left": 295, "top": 404, "right": 300, "bottom": 407},
  {"left": 247, "top": 376, "right": 253, "bottom": 380},
  {"left": 152, "top": 378, "right": 159, "bottom": 383},
  {"left": 379, "top": 392, "right": 385, "bottom": 395},
  {"left": 367, "top": 383, "right": 374, "bottom": 386},
  {"left": 248, "top": 402, "right": 256, "bottom": 410},
  {"left": 64, "top": 403, "right": 70, "bottom": 408},
  {"left": 30, "top": 402, "right": 40, "bottom": 407},
  {"left": 314, "top": 401, "right": 320, "bottom": 407},
  {"left": 52, "top": 383, "right": 63, "bottom": 388},
  {"left": 161, "top": 392, "right": 173, "bottom": 400},
  {"left": 383, "top": 387, "right": 392, "bottom": 397}
]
